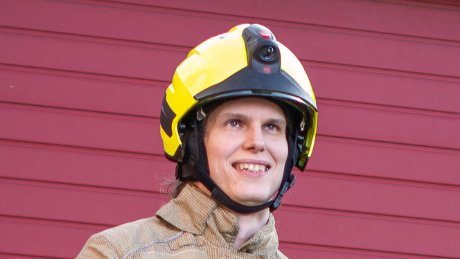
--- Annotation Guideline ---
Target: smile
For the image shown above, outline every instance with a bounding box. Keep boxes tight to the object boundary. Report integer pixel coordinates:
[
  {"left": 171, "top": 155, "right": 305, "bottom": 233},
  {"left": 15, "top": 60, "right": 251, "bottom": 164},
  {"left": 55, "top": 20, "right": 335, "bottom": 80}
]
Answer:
[{"left": 234, "top": 163, "right": 269, "bottom": 172}]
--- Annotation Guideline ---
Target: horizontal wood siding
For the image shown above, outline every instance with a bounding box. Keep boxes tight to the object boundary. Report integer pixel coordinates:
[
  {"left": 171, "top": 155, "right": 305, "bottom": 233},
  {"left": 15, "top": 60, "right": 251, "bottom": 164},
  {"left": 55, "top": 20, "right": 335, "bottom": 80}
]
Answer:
[{"left": 1, "top": 0, "right": 459, "bottom": 258}]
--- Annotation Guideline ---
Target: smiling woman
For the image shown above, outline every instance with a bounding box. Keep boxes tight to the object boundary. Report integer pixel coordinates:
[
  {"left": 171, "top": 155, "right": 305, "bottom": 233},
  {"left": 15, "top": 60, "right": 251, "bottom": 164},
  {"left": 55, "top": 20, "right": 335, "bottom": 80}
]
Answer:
[
  {"left": 77, "top": 23, "right": 317, "bottom": 258},
  {"left": 202, "top": 97, "right": 288, "bottom": 207}
]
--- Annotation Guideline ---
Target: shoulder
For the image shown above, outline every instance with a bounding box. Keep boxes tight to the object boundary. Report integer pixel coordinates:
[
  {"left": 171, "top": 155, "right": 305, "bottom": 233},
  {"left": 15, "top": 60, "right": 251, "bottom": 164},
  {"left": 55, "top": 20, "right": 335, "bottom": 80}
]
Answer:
[{"left": 76, "top": 215, "right": 181, "bottom": 258}]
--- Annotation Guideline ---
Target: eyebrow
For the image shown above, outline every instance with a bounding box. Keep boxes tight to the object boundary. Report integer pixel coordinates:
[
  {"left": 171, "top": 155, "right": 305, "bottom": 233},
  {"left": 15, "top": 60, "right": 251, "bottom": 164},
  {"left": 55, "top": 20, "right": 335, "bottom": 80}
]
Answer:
[{"left": 219, "top": 112, "right": 286, "bottom": 125}]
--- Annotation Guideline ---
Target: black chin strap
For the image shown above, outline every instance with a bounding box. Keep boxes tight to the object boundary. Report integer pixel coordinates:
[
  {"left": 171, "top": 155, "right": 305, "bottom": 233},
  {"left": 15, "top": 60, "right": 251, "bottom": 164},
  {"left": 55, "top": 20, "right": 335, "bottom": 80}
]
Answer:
[{"left": 176, "top": 118, "right": 298, "bottom": 214}]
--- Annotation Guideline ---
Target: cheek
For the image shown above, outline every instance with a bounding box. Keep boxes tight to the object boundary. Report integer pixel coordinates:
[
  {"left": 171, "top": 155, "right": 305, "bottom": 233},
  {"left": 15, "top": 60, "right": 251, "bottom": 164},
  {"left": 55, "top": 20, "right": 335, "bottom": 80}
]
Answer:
[
  {"left": 204, "top": 133, "right": 231, "bottom": 171},
  {"left": 271, "top": 139, "right": 289, "bottom": 163}
]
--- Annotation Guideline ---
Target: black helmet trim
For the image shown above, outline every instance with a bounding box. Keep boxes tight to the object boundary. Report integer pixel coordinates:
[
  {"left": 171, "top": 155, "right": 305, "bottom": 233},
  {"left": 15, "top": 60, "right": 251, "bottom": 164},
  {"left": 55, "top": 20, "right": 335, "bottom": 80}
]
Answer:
[
  {"left": 160, "top": 94, "right": 176, "bottom": 138},
  {"left": 195, "top": 67, "right": 317, "bottom": 111}
]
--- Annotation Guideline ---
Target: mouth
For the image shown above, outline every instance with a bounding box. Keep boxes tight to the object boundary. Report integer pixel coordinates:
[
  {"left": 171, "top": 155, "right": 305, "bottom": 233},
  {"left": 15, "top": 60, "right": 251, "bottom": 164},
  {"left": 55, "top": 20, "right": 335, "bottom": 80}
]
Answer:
[{"left": 232, "top": 163, "right": 270, "bottom": 172}]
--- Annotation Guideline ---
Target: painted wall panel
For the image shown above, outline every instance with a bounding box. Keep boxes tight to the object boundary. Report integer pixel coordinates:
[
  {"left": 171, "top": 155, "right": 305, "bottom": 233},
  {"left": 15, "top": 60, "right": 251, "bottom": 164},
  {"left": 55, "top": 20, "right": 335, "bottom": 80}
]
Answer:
[
  {"left": 2, "top": 179, "right": 459, "bottom": 258},
  {"left": 2, "top": 136, "right": 460, "bottom": 191},
  {"left": 276, "top": 208, "right": 460, "bottom": 258},
  {"left": 0, "top": 141, "right": 173, "bottom": 191},
  {"left": 2, "top": 101, "right": 458, "bottom": 157},
  {"left": 0, "top": 217, "right": 102, "bottom": 258},
  {"left": 3, "top": 64, "right": 460, "bottom": 119},
  {"left": 2, "top": 140, "right": 459, "bottom": 222},
  {"left": 3, "top": 0, "right": 460, "bottom": 45},
  {"left": 0, "top": 180, "right": 166, "bottom": 226},
  {"left": 309, "top": 137, "right": 460, "bottom": 186},
  {"left": 1, "top": 0, "right": 459, "bottom": 258},
  {"left": 0, "top": 103, "right": 158, "bottom": 154},
  {"left": 3, "top": 24, "right": 460, "bottom": 81},
  {"left": 3, "top": 169, "right": 459, "bottom": 228},
  {"left": 306, "top": 64, "right": 460, "bottom": 114},
  {"left": 318, "top": 101, "right": 460, "bottom": 150},
  {"left": 0, "top": 67, "right": 165, "bottom": 117},
  {"left": 124, "top": 0, "right": 460, "bottom": 42},
  {"left": 0, "top": 30, "right": 183, "bottom": 81}
]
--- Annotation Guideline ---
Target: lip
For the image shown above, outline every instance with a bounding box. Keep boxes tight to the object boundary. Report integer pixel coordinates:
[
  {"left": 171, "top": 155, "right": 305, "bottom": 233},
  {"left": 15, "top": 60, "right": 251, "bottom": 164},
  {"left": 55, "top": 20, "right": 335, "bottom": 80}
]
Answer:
[{"left": 232, "top": 159, "right": 271, "bottom": 177}]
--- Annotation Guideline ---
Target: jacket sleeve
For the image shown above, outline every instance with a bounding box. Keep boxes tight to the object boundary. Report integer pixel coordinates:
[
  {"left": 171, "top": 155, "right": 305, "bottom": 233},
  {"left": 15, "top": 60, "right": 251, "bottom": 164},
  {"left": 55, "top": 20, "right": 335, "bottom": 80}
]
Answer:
[{"left": 76, "top": 233, "right": 120, "bottom": 259}]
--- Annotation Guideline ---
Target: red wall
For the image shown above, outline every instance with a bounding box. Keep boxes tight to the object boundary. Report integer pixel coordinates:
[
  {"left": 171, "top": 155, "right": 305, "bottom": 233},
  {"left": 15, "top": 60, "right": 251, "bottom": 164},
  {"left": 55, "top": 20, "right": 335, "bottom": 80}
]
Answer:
[{"left": 1, "top": 0, "right": 460, "bottom": 258}]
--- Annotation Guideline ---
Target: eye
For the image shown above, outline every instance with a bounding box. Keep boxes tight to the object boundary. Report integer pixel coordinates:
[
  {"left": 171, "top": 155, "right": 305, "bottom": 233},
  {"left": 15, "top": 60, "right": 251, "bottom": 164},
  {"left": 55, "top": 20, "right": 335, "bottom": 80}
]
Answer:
[
  {"left": 228, "top": 120, "right": 240, "bottom": 127},
  {"left": 265, "top": 124, "right": 279, "bottom": 131}
]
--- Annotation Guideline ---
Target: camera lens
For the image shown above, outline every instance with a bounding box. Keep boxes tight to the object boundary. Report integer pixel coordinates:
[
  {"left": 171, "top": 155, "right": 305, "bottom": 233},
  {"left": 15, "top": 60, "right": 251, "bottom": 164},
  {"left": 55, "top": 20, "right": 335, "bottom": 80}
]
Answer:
[{"left": 259, "top": 46, "right": 276, "bottom": 62}]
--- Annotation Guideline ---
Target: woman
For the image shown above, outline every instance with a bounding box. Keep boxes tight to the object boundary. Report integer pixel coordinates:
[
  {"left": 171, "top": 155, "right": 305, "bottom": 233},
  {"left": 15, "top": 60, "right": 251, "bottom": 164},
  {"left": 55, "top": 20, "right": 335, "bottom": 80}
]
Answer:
[{"left": 77, "top": 23, "right": 318, "bottom": 258}]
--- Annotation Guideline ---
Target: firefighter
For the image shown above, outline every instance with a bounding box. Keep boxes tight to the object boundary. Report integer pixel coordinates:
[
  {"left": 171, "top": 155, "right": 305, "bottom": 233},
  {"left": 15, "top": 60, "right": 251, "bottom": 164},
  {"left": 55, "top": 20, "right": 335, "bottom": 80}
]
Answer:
[{"left": 77, "top": 23, "right": 317, "bottom": 258}]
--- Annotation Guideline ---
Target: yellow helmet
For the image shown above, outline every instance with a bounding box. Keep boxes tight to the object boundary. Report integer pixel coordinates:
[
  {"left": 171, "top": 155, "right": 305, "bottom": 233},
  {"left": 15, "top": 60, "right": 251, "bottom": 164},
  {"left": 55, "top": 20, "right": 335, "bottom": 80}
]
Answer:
[{"left": 160, "top": 24, "right": 317, "bottom": 212}]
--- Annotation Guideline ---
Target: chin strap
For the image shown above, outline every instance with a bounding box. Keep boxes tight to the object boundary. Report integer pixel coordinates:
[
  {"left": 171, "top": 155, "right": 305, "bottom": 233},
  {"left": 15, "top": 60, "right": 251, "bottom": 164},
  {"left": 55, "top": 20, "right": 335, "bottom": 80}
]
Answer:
[{"left": 176, "top": 116, "right": 298, "bottom": 214}]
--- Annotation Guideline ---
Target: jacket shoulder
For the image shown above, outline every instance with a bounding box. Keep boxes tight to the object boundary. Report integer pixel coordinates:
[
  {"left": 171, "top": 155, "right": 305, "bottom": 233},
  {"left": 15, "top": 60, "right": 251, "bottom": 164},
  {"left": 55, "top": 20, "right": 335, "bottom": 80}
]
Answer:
[{"left": 76, "top": 215, "right": 181, "bottom": 258}]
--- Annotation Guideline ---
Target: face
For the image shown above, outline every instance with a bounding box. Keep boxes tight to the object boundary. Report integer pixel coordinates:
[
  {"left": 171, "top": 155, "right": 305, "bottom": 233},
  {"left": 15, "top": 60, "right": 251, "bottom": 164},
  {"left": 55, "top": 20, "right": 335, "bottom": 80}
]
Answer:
[{"left": 203, "top": 97, "right": 289, "bottom": 206}]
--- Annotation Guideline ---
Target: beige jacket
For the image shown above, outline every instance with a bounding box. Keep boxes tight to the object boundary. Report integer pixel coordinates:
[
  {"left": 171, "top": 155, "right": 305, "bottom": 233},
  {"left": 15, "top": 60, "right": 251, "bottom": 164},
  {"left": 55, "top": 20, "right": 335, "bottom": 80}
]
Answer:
[{"left": 76, "top": 184, "right": 287, "bottom": 258}]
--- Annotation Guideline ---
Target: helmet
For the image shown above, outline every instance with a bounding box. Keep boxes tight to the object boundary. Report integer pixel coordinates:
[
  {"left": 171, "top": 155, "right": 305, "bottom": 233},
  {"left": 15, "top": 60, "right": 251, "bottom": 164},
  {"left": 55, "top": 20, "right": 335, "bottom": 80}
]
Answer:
[{"left": 160, "top": 24, "right": 317, "bottom": 213}]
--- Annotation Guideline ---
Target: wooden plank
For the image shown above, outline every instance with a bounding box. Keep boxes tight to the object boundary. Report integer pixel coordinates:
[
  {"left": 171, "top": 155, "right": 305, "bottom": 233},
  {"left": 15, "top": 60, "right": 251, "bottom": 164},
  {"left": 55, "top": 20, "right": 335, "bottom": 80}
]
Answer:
[
  {"left": 307, "top": 64, "right": 460, "bottom": 114},
  {"left": 2, "top": 180, "right": 459, "bottom": 258},
  {"left": 1, "top": 217, "right": 451, "bottom": 259},
  {"left": 0, "top": 0, "right": 229, "bottom": 48},
  {"left": 3, "top": 0, "right": 459, "bottom": 46},
  {"left": 2, "top": 20, "right": 460, "bottom": 80},
  {"left": 1, "top": 115, "right": 459, "bottom": 187},
  {"left": 0, "top": 141, "right": 175, "bottom": 192},
  {"left": 123, "top": 0, "right": 460, "bottom": 42},
  {"left": 0, "top": 67, "right": 167, "bottom": 117},
  {"left": 0, "top": 180, "right": 168, "bottom": 226},
  {"left": 319, "top": 101, "right": 460, "bottom": 150},
  {"left": 274, "top": 25, "right": 460, "bottom": 78},
  {"left": 2, "top": 140, "right": 459, "bottom": 222},
  {"left": 275, "top": 208, "right": 460, "bottom": 258},
  {"left": 0, "top": 217, "right": 103, "bottom": 259},
  {"left": 3, "top": 64, "right": 460, "bottom": 117},
  {"left": 278, "top": 243, "right": 429, "bottom": 259},
  {"left": 309, "top": 137, "right": 460, "bottom": 186},
  {"left": 0, "top": 253, "right": 45, "bottom": 259},
  {"left": 0, "top": 103, "right": 159, "bottom": 154},
  {"left": 2, "top": 141, "right": 459, "bottom": 222},
  {"left": 0, "top": 30, "right": 185, "bottom": 82},
  {"left": 2, "top": 98, "right": 459, "bottom": 156},
  {"left": 284, "top": 173, "right": 460, "bottom": 222}
]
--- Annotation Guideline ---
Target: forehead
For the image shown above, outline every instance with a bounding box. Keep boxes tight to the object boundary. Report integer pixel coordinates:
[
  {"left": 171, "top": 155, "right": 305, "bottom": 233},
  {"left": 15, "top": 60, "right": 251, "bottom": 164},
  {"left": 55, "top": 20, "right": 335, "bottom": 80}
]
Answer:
[{"left": 207, "top": 97, "right": 286, "bottom": 121}]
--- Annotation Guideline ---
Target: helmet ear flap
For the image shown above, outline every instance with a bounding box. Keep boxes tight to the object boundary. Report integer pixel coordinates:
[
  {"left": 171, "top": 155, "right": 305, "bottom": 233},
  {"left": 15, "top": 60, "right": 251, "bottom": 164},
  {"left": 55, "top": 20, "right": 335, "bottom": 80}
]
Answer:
[{"left": 175, "top": 116, "right": 203, "bottom": 181}]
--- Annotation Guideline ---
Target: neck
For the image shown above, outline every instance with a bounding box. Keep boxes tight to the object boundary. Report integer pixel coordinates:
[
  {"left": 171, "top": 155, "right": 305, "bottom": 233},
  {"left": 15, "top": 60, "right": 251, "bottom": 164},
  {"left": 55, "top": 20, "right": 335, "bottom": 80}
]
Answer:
[
  {"left": 194, "top": 182, "right": 271, "bottom": 249},
  {"left": 233, "top": 208, "right": 270, "bottom": 250}
]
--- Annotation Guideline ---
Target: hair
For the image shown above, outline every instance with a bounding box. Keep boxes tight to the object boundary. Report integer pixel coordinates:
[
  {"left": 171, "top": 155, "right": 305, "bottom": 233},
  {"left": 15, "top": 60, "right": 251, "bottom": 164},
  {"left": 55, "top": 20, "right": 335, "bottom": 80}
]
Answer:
[{"left": 167, "top": 179, "right": 188, "bottom": 199}]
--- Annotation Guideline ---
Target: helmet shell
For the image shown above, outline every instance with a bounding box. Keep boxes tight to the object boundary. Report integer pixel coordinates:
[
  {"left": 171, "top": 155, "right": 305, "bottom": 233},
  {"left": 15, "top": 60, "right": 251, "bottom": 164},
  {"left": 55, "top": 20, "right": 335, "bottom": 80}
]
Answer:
[{"left": 160, "top": 24, "right": 317, "bottom": 170}]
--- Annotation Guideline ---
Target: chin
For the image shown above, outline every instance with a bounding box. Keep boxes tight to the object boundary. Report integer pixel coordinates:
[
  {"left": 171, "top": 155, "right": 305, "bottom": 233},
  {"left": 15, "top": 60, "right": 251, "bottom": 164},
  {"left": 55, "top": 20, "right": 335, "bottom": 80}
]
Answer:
[{"left": 233, "top": 192, "right": 274, "bottom": 206}]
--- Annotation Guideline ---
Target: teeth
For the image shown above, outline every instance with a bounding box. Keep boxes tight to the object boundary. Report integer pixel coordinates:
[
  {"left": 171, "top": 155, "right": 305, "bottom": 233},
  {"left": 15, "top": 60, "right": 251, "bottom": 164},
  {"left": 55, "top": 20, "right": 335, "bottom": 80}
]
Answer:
[{"left": 236, "top": 163, "right": 267, "bottom": 172}]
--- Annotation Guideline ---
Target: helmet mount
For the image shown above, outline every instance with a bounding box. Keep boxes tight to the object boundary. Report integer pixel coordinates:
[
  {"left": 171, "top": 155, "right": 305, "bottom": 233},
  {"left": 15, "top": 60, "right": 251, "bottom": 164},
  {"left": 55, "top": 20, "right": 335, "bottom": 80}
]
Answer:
[{"left": 243, "top": 24, "right": 281, "bottom": 75}]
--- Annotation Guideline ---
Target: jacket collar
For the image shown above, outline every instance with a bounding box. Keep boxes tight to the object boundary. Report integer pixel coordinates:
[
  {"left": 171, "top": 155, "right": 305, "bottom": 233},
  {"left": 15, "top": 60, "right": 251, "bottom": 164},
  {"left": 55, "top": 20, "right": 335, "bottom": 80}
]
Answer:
[
  {"left": 157, "top": 184, "right": 221, "bottom": 235},
  {"left": 156, "top": 184, "right": 279, "bottom": 253}
]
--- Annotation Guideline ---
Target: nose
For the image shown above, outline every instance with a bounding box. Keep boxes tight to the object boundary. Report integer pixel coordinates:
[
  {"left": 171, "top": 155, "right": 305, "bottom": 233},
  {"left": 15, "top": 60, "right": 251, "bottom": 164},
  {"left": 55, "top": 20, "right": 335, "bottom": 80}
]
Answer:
[{"left": 243, "top": 125, "right": 266, "bottom": 152}]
